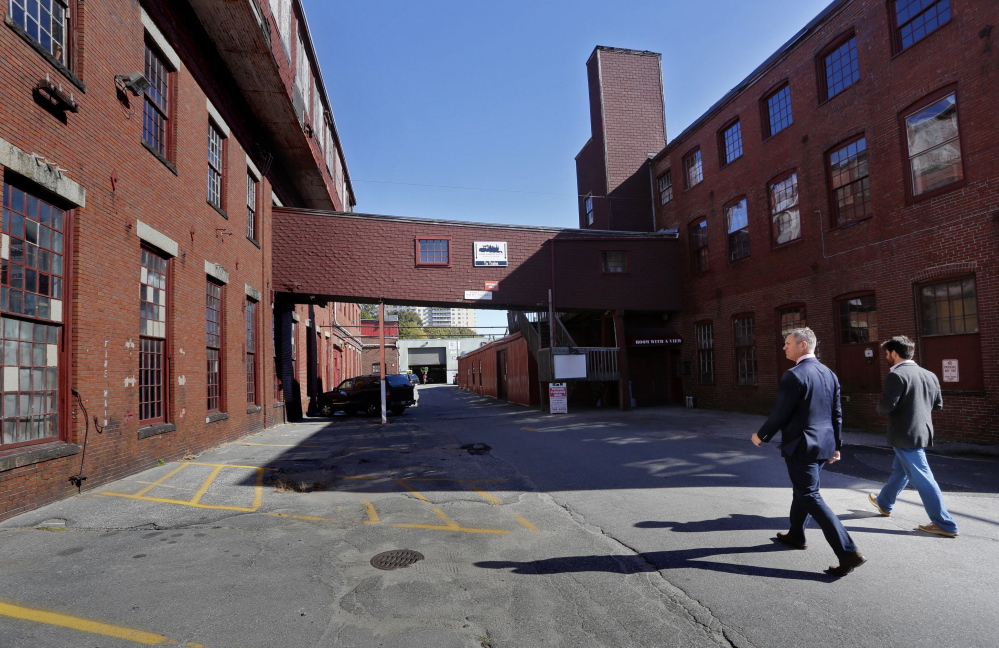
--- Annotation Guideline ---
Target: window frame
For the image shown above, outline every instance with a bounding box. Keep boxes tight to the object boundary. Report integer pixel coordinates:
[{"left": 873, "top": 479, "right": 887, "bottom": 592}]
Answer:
[
  {"left": 899, "top": 86, "right": 965, "bottom": 202},
  {"left": 761, "top": 81, "right": 793, "bottom": 139},
  {"left": 246, "top": 171, "right": 259, "bottom": 242},
  {"left": 600, "top": 250, "right": 629, "bottom": 275},
  {"left": 414, "top": 237, "right": 451, "bottom": 268},
  {"left": 207, "top": 120, "right": 227, "bottom": 212},
  {"left": 890, "top": 0, "right": 952, "bottom": 54},
  {"left": 139, "top": 245, "right": 170, "bottom": 424},
  {"left": 656, "top": 171, "right": 673, "bottom": 206},
  {"left": 6, "top": 0, "right": 81, "bottom": 85},
  {"left": 584, "top": 194, "right": 594, "bottom": 226},
  {"left": 836, "top": 292, "right": 878, "bottom": 345},
  {"left": 688, "top": 217, "right": 709, "bottom": 275},
  {"left": 826, "top": 134, "right": 872, "bottom": 228},
  {"left": 682, "top": 148, "right": 703, "bottom": 190},
  {"left": 917, "top": 275, "right": 978, "bottom": 338},
  {"left": 733, "top": 314, "right": 757, "bottom": 387},
  {"left": 718, "top": 119, "right": 743, "bottom": 167},
  {"left": 246, "top": 298, "right": 258, "bottom": 406},
  {"left": 768, "top": 170, "right": 801, "bottom": 247},
  {"left": 695, "top": 321, "right": 715, "bottom": 385},
  {"left": 206, "top": 279, "right": 224, "bottom": 414},
  {"left": 142, "top": 38, "right": 175, "bottom": 167},
  {"left": 817, "top": 31, "right": 860, "bottom": 103},
  {"left": 724, "top": 196, "right": 750, "bottom": 262}
]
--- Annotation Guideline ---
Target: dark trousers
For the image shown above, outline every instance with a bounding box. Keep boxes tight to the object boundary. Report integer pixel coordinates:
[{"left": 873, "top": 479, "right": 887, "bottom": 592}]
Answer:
[{"left": 784, "top": 457, "right": 857, "bottom": 558}]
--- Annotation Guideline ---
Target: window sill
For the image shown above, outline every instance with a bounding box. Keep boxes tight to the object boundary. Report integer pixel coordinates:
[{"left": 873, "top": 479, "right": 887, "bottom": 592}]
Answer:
[
  {"left": 272, "top": 402, "right": 285, "bottom": 408},
  {"left": 209, "top": 202, "right": 229, "bottom": 220},
  {"left": 247, "top": 405, "right": 262, "bottom": 414},
  {"left": 905, "top": 180, "right": 966, "bottom": 205},
  {"left": 0, "top": 441, "right": 81, "bottom": 473},
  {"left": 142, "top": 141, "right": 179, "bottom": 176},
  {"left": 247, "top": 236, "right": 261, "bottom": 249},
  {"left": 207, "top": 412, "right": 229, "bottom": 424},
  {"left": 772, "top": 237, "right": 805, "bottom": 251},
  {"left": 4, "top": 15, "right": 86, "bottom": 92},
  {"left": 138, "top": 423, "right": 176, "bottom": 439},
  {"left": 830, "top": 214, "right": 873, "bottom": 231},
  {"left": 889, "top": 20, "right": 952, "bottom": 60}
]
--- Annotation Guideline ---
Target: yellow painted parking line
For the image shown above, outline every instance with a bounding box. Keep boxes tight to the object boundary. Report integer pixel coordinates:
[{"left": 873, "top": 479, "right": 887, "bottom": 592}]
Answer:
[
  {"left": 362, "top": 500, "right": 380, "bottom": 524},
  {"left": 396, "top": 479, "right": 432, "bottom": 502},
  {"left": 464, "top": 484, "right": 504, "bottom": 505},
  {"left": 0, "top": 600, "right": 206, "bottom": 646},
  {"left": 392, "top": 508, "right": 510, "bottom": 535},
  {"left": 515, "top": 516, "right": 538, "bottom": 531},
  {"left": 102, "top": 463, "right": 273, "bottom": 512}
]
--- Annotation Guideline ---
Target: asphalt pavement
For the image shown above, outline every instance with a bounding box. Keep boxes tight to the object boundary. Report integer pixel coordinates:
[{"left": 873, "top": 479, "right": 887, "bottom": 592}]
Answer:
[{"left": 0, "top": 385, "right": 995, "bottom": 648}]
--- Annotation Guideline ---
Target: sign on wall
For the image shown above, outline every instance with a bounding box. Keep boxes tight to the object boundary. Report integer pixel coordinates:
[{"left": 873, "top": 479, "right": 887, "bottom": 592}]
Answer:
[
  {"left": 549, "top": 383, "right": 568, "bottom": 414},
  {"left": 942, "top": 359, "right": 959, "bottom": 383},
  {"left": 464, "top": 290, "right": 493, "bottom": 301},
  {"left": 474, "top": 242, "right": 508, "bottom": 267}
]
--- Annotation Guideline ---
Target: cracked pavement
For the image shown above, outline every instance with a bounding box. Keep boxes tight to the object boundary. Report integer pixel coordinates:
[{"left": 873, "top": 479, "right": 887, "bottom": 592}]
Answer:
[{"left": 1, "top": 385, "right": 996, "bottom": 647}]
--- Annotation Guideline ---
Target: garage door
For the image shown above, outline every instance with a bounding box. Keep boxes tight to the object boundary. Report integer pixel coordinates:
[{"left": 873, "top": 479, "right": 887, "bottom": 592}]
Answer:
[{"left": 409, "top": 348, "right": 446, "bottom": 365}]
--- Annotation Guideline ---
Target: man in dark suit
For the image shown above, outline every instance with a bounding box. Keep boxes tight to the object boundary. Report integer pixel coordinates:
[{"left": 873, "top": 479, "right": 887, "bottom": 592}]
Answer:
[
  {"left": 868, "top": 336, "right": 959, "bottom": 537},
  {"left": 751, "top": 327, "right": 866, "bottom": 577}
]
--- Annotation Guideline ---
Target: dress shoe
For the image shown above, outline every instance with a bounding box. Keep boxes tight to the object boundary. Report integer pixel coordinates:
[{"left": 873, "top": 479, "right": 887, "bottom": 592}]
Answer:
[
  {"left": 868, "top": 493, "right": 890, "bottom": 517},
  {"left": 826, "top": 551, "right": 866, "bottom": 577},
  {"left": 774, "top": 532, "right": 807, "bottom": 550},
  {"left": 918, "top": 523, "right": 958, "bottom": 538}
]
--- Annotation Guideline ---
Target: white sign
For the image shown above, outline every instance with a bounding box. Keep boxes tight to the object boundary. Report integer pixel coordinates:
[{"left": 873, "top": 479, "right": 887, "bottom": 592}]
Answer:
[
  {"left": 549, "top": 383, "right": 568, "bottom": 414},
  {"left": 464, "top": 290, "right": 493, "bottom": 301},
  {"left": 554, "top": 353, "right": 587, "bottom": 379},
  {"left": 474, "top": 241, "right": 508, "bottom": 267},
  {"left": 942, "top": 359, "right": 959, "bottom": 383},
  {"left": 864, "top": 348, "right": 874, "bottom": 358}
]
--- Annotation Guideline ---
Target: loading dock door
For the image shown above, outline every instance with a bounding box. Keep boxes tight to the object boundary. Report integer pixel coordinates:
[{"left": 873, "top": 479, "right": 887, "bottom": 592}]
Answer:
[{"left": 409, "top": 348, "right": 447, "bottom": 366}]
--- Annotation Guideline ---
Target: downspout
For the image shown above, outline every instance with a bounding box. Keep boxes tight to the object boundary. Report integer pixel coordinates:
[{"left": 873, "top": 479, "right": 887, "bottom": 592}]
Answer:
[{"left": 647, "top": 156, "right": 658, "bottom": 232}]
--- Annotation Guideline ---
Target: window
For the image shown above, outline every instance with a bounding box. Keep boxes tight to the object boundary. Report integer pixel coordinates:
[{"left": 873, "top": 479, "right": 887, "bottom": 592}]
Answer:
[
  {"left": 140, "top": 248, "right": 168, "bottom": 422},
  {"left": 206, "top": 280, "right": 223, "bottom": 412},
  {"left": 657, "top": 172, "right": 672, "bottom": 205},
  {"left": 770, "top": 172, "right": 800, "bottom": 245},
  {"left": 601, "top": 250, "right": 627, "bottom": 274},
  {"left": 720, "top": 121, "right": 743, "bottom": 166},
  {"left": 764, "top": 85, "right": 793, "bottom": 137},
  {"left": 683, "top": 149, "right": 703, "bottom": 189},
  {"left": 828, "top": 136, "right": 871, "bottom": 226},
  {"left": 689, "top": 219, "right": 709, "bottom": 274},
  {"left": 2, "top": 183, "right": 66, "bottom": 449},
  {"left": 893, "top": 0, "right": 951, "bottom": 52},
  {"left": 904, "top": 92, "right": 962, "bottom": 197},
  {"left": 920, "top": 277, "right": 977, "bottom": 336},
  {"left": 416, "top": 238, "right": 449, "bottom": 266},
  {"left": 8, "top": 0, "right": 69, "bottom": 65},
  {"left": 585, "top": 195, "right": 594, "bottom": 226},
  {"left": 821, "top": 36, "right": 860, "bottom": 101},
  {"left": 246, "top": 299, "right": 258, "bottom": 405},
  {"left": 207, "top": 122, "right": 225, "bottom": 209},
  {"left": 143, "top": 41, "right": 172, "bottom": 159},
  {"left": 246, "top": 173, "right": 258, "bottom": 241},
  {"left": 778, "top": 306, "right": 807, "bottom": 340},
  {"left": 273, "top": 311, "right": 283, "bottom": 403},
  {"left": 734, "top": 316, "right": 757, "bottom": 386},
  {"left": 839, "top": 294, "right": 877, "bottom": 344},
  {"left": 695, "top": 322, "right": 714, "bottom": 384},
  {"left": 725, "top": 198, "right": 750, "bottom": 261}
]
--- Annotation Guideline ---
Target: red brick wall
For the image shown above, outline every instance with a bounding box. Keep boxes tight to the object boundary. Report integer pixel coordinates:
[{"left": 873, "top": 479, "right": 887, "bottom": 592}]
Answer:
[
  {"left": 650, "top": 0, "right": 999, "bottom": 443},
  {"left": 458, "top": 334, "right": 539, "bottom": 406}
]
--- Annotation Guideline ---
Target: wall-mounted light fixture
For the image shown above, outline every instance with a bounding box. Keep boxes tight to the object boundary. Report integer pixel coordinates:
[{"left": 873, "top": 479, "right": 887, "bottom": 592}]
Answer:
[{"left": 115, "top": 71, "right": 152, "bottom": 96}]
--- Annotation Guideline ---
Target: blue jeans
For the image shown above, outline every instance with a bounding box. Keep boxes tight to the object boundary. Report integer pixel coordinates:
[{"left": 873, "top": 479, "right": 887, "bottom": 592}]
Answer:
[
  {"left": 784, "top": 457, "right": 858, "bottom": 558},
  {"left": 876, "top": 447, "right": 959, "bottom": 534}
]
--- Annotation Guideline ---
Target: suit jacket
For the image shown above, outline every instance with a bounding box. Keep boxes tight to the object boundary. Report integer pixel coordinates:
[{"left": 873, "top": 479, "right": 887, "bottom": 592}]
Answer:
[
  {"left": 757, "top": 357, "right": 842, "bottom": 461},
  {"left": 876, "top": 362, "right": 942, "bottom": 448}
]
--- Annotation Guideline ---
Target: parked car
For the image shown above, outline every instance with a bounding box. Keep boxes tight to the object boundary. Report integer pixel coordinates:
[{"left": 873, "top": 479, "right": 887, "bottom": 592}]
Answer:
[
  {"left": 317, "top": 374, "right": 415, "bottom": 416},
  {"left": 404, "top": 372, "right": 420, "bottom": 387}
]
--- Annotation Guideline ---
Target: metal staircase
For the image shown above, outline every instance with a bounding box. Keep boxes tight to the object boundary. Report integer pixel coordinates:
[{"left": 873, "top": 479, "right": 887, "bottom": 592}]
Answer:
[{"left": 508, "top": 311, "right": 619, "bottom": 382}]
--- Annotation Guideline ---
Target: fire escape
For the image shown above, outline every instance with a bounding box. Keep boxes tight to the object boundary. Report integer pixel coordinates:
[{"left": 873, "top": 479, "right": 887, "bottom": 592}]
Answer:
[{"left": 507, "top": 311, "right": 619, "bottom": 383}]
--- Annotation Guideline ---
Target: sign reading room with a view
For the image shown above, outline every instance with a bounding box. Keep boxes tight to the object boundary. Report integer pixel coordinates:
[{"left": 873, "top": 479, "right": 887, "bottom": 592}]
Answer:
[{"left": 474, "top": 241, "right": 508, "bottom": 267}]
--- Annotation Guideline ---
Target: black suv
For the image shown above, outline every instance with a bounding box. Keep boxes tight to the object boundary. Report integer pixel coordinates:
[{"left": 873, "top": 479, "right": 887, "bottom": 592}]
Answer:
[{"left": 317, "top": 374, "right": 416, "bottom": 416}]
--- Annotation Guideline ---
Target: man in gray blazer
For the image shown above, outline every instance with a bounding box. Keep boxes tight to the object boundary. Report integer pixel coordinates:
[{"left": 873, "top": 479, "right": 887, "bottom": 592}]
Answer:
[{"left": 868, "top": 336, "right": 959, "bottom": 537}]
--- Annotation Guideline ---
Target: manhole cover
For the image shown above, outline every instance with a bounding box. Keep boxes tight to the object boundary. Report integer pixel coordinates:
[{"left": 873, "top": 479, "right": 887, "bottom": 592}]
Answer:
[{"left": 370, "top": 549, "right": 425, "bottom": 570}]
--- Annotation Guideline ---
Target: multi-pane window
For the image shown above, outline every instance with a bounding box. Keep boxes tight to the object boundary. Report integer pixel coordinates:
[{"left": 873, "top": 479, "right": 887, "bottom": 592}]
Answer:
[
  {"left": 2, "top": 185, "right": 66, "bottom": 319},
  {"left": 246, "top": 299, "right": 258, "bottom": 405},
  {"left": 893, "top": 0, "right": 951, "bottom": 51},
  {"left": 770, "top": 173, "right": 800, "bottom": 245},
  {"left": 822, "top": 37, "right": 860, "bottom": 100},
  {"left": 657, "top": 172, "right": 673, "bottom": 205},
  {"left": 206, "top": 281, "right": 223, "bottom": 412},
  {"left": 778, "top": 306, "right": 807, "bottom": 341},
  {"left": 725, "top": 198, "right": 750, "bottom": 261},
  {"left": 416, "top": 238, "right": 449, "bottom": 266},
  {"left": 920, "top": 278, "right": 977, "bottom": 336},
  {"left": 689, "top": 219, "right": 709, "bottom": 274},
  {"left": 601, "top": 251, "right": 627, "bottom": 274},
  {"left": 839, "top": 294, "right": 878, "bottom": 344},
  {"left": 905, "top": 92, "right": 962, "bottom": 197},
  {"left": 720, "top": 122, "right": 743, "bottom": 165},
  {"left": 246, "top": 173, "right": 258, "bottom": 241},
  {"left": 9, "top": 0, "right": 68, "bottom": 63},
  {"left": 585, "top": 195, "right": 594, "bottom": 226},
  {"left": 764, "top": 85, "right": 793, "bottom": 137},
  {"left": 207, "top": 123, "right": 225, "bottom": 209},
  {"left": 683, "top": 149, "right": 703, "bottom": 189},
  {"left": 695, "top": 322, "right": 714, "bottom": 384},
  {"left": 1, "top": 317, "right": 60, "bottom": 447},
  {"left": 143, "top": 42, "right": 171, "bottom": 158},
  {"left": 829, "top": 137, "right": 871, "bottom": 226},
  {"left": 734, "top": 316, "right": 757, "bottom": 386},
  {"left": 140, "top": 249, "right": 168, "bottom": 422}
]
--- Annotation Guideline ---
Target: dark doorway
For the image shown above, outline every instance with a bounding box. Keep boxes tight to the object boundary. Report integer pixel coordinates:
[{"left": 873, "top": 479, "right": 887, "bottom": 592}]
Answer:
[
  {"left": 629, "top": 347, "right": 680, "bottom": 406},
  {"left": 496, "top": 349, "right": 509, "bottom": 401}
]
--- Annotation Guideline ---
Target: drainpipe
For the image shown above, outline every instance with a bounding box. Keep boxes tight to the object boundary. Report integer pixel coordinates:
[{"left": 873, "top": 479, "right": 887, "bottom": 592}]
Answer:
[{"left": 647, "top": 155, "right": 658, "bottom": 232}]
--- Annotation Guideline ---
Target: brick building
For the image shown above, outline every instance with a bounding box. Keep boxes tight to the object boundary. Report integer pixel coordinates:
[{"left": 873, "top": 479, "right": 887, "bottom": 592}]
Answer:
[
  {"left": 358, "top": 315, "right": 401, "bottom": 377},
  {"left": 579, "top": 0, "right": 999, "bottom": 444},
  {"left": 0, "top": 0, "right": 356, "bottom": 519}
]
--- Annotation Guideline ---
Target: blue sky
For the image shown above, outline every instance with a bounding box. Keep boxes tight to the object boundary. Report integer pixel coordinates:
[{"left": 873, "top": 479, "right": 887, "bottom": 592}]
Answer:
[{"left": 301, "top": 0, "right": 832, "bottom": 331}]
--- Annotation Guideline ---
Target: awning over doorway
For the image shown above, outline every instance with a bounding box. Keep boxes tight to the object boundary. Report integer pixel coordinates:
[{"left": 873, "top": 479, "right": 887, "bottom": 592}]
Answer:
[{"left": 626, "top": 327, "right": 683, "bottom": 346}]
